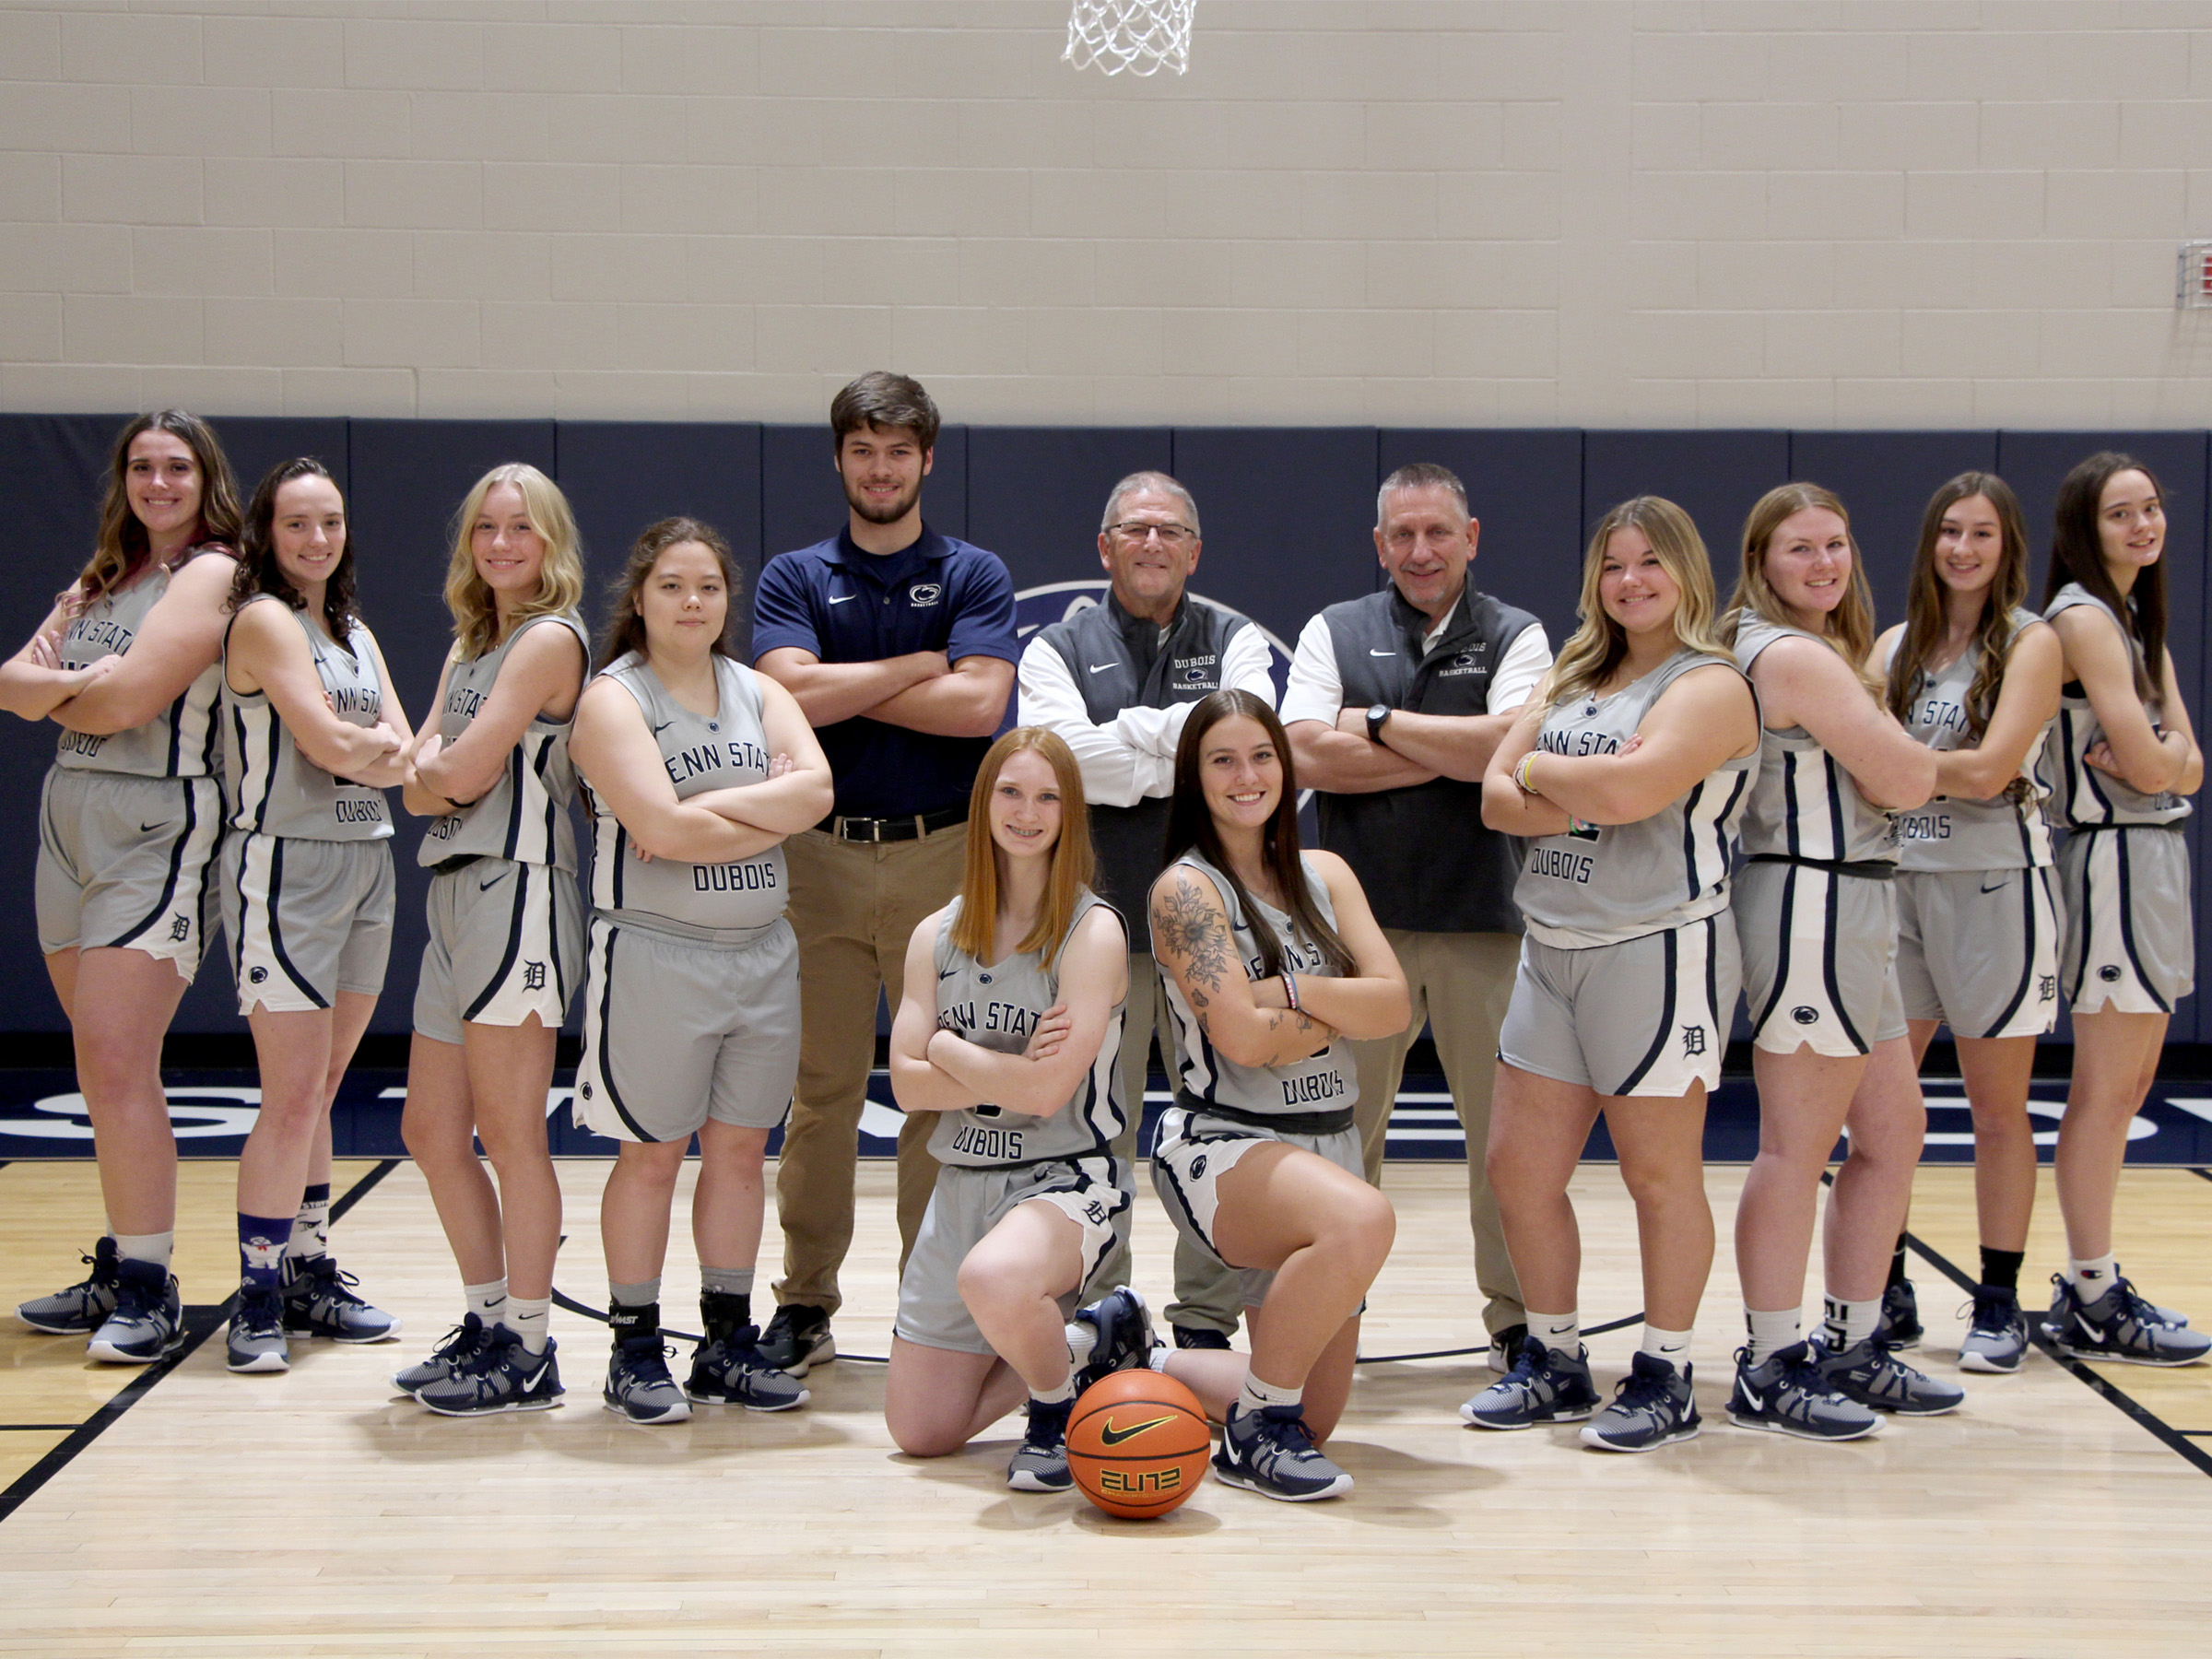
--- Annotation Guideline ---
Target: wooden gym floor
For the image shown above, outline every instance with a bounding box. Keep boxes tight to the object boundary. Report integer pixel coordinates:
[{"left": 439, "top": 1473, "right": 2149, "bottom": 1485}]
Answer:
[{"left": 2, "top": 1154, "right": 2208, "bottom": 1656}]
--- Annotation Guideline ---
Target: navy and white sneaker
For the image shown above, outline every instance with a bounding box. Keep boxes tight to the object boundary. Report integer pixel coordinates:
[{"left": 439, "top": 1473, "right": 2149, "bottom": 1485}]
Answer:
[
  {"left": 17, "top": 1237, "right": 119, "bottom": 1335},
  {"left": 1876, "top": 1278, "right": 1923, "bottom": 1349},
  {"left": 1069, "top": 1287, "right": 1153, "bottom": 1394},
  {"left": 603, "top": 1335, "right": 692, "bottom": 1425},
  {"left": 687, "top": 1326, "right": 809, "bottom": 1411},
  {"left": 1725, "top": 1342, "right": 1878, "bottom": 1441},
  {"left": 86, "top": 1258, "right": 184, "bottom": 1366},
  {"left": 1958, "top": 1287, "right": 2030, "bottom": 1374},
  {"left": 281, "top": 1255, "right": 400, "bottom": 1344},
  {"left": 2044, "top": 1275, "right": 2210, "bottom": 1367},
  {"left": 1580, "top": 1352, "right": 1700, "bottom": 1453},
  {"left": 1213, "top": 1403, "right": 1351, "bottom": 1501},
  {"left": 1171, "top": 1324, "right": 1233, "bottom": 1351},
  {"left": 757, "top": 1303, "right": 835, "bottom": 1376},
  {"left": 391, "top": 1314, "right": 490, "bottom": 1396},
  {"left": 2048, "top": 1271, "right": 2188, "bottom": 1335},
  {"left": 414, "top": 1326, "right": 565, "bottom": 1416},
  {"left": 1813, "top": 1334, "right": 1962, "bottom": 1415},
  {"left": 1459, "top": 1339, "right": 1599, "bottom": 1430},
  {"left": 1006, "top": 1396, "right": 1075, "bottom": 1492},
  {"left": 225, "top": 1287, "right": 289, "bottom": 1374}
]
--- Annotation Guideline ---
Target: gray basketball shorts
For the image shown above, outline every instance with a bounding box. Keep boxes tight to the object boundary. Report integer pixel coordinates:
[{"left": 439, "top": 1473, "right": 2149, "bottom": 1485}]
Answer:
[
  {"left": 2057, "top": 825, "right": 2194, "bottom": 1017},
  {"left": 894, "top": 1154, "right": 1132, "bottom": 1356},
  {"left": 1150, "top": 1105, "right": 1364, "bottom": 1310},
  {"left": 412, "top": 857, "right": 583, "bottom": 1045},
  {"left": 221, "top": 831, "right": 395, "bottom": 1016},
  {"left": 1499, "top": 914, "right": 1738, "bottom": 1098},
  {"left": 1735, "top": 859, "right": 1907, "bottom": 1057},
  {"left": 572, "top": 914, "right": 800, "bottom": 1144},
  {"left": 35, "top": 767, "right": 222, "bottom": 976},
  {"left": 1895, "top": 866, "right": 2059, "bottom": 1039}
]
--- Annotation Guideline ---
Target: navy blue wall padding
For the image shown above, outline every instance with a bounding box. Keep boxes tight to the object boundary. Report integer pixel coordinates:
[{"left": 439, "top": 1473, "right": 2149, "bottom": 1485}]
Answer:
[
  {"left": 1786, "top": 431, "right": 1999, "bottom": 616},
  {"left": 1583, "top": 429, "right": 1792, "bottom": 591},
  {"left": 1167, "top": 427, "right": 1379, "bottom": 656},
  {"left": 0, "top": 413, "right": 2206, "bottom": 1043},
  {"left": 1378, "top": 429, "right": 1586, "bottom": 636},
  {"left": 554, "top": 421, "right": 764, "bottom": 659}
]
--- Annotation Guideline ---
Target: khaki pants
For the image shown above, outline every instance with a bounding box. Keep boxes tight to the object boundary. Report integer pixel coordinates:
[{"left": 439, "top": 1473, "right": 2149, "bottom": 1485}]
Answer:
[
  {"left": 773, "top": 824, "right": 966, "bottom": 1316},
  {"left": 1114, "top": 952, "right": 1243, "bottom": 1337},
  {"left": 1347, "top": 927, "right": 1525, "bottom": 1337}
]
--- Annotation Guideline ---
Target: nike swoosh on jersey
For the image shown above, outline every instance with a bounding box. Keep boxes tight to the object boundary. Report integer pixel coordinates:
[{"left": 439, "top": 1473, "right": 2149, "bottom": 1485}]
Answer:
[
  {"left": 652, "top": 721, "right": 674, "bottom": 735},
  {"left": 1369, "top": 649, "right": 1396, "bottom": 656},
  {"left": 1980, "top": 876, "right": 2011, "bottom": 893},
  {"left": 829, "top": 594, "right": 857, "bottom": 605},
  {"left": 1098, "top": 1413, "right": 1177, "bottom": 1446},
  {"left": 479, "top": 872, "right": 505, "bottom": 890},
  {"left": 138, "top": 820, "right": 166, "bottom": 834},
  {"left": 1088, "top": 662, "right": 1120, "bottom": 673},
  {"left": 938, "top": 967, "right": 959, "bottom": 979}
]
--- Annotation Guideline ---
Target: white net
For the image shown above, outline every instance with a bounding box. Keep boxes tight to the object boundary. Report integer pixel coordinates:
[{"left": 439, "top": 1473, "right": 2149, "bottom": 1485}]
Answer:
[{"left": 1063, "top": 0, "right": 1194, "bottom": 76}]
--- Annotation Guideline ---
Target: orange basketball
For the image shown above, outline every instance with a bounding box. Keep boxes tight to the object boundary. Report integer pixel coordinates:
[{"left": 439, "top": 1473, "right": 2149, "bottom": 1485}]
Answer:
[{"left": 1066, "top": 1370, "right": 1211, "bottom": 1519}]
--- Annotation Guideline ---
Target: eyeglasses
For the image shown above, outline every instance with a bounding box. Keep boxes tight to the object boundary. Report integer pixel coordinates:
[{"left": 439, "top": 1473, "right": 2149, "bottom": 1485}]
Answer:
[{"left": 1108, "top": 521, "right": 1196, "bottom": 547}]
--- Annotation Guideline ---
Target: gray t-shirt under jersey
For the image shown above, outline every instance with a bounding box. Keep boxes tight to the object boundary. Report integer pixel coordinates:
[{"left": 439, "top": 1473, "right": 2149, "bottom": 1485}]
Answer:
[
  {"left": 2041, "top": 583, "right": 2192, "bottom": 830},
  {"left": 1158, "top": 849, "right": 1352, "bottom": 1119},
  {"left": 927, "top": 888, "right": 1128, "bottom": 1168},
  {"left": 54, "top": 557, "right": 223, "bottom": 779},
  {"left": 1733, "top": 613, "right": 1898, "bottom": 865},
  {"left": 1517, "top": 650, "right": 1756, "bottom": 949},
  {"left": 584, "top": 652, "right": 788, "bottom": 937},
  {"left": 1888, "top": 608, "right": 2055, "bottom": 871},
  {"left": 416, "top": 611, "right": 588, "bottom": 872},
  {"left": 220, "top": 598, "right": 392, "bottom": 842}
]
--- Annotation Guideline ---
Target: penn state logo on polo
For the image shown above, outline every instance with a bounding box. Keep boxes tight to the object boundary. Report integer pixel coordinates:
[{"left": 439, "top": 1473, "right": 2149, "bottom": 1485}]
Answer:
[
  {"left": 1012, "top": 580, "right": 1294, "bottom": 700},
  {"left": 909, "top": 582, "right": 943, "bottom": 608}
]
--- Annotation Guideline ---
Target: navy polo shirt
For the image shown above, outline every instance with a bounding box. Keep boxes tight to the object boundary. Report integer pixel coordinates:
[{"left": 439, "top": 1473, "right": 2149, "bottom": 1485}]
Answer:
[{"left": 751, "top": 524, "right": 1018, "bottom": 819}]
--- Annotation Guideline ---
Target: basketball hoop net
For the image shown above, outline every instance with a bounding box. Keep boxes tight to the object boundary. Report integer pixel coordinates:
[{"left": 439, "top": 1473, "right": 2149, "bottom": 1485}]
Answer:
[{"left": 1064, "top": 0, "right": 1194, "bottom": 76}]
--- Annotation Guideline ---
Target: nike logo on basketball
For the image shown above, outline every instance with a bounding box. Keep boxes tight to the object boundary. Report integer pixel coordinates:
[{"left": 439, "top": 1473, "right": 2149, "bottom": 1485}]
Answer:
[
  {"left": 1088, "top": 662, "right": 1119, "bottom": 673},
  {"left": 1099, "top": 1413, "right": 1176, "bottom": 1446},
  {"left": 829, "top": 594, "right": 856, "bottom": 605}
]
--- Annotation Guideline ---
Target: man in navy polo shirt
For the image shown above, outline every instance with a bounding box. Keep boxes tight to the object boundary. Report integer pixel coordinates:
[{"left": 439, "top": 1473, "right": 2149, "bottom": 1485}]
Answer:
[{"left": 750, "top": 371, "right": 1018, "bottom": 1375}]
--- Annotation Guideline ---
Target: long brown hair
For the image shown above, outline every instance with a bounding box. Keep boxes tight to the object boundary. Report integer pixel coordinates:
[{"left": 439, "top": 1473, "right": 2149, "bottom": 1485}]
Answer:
[
  {"left": 594, "top": 517, "right": 741, "bottom": 671},
  {"left": 70, "top": 410, "right": 242, "bottom": 613},
  {"left": 2043, "top": 451, "right": 2168, "bottom": 702},
  {"left": 229, "top": 458, "right": 359, "bottom": 639},
  {"left": 1162, "top": 689, "right": 1353, "bottom": 979},
  {"left": 950, "top": 727, "right": 1096, "bottom": 964},
  {"left": 1544, "top": 496, "right": 1731, "bottom": 711},
  {"left": 1885, "top": 473, "right": 2031, "bottom": 742},
  {"left": 1724, "top": 481, "right": 1880, "bottom": 692},
  {"left": 443, "top": 464, "right": 586, "bottom": 658}
]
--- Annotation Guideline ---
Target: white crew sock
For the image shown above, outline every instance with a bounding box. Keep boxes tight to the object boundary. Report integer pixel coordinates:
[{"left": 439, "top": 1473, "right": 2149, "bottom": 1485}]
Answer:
[
  {"left": 1744, "top": 1306, "right": 1801, "bottom": 1366},
  {"left": 113, "top": 1230, "right": 174, "bottom": 1271},
  {"left": 1823, "top": 1294, "right": 1879, "bottom": 1351},
  {"left": 1639, "top": 1324, "right": 1692, "bottom": 1371},
  {"left": 1529, "top": 1309, "right": 1580, "bottom": 1358},
  {"left": 502, "top": 1296, "right": 551, "bottom": 1355},
  {"left": 1237, "top": 1372, "right": 1301, "bottom": 1417},
  {"left": 465, "top": 1277, "right": 507, "bottom": 1325}
]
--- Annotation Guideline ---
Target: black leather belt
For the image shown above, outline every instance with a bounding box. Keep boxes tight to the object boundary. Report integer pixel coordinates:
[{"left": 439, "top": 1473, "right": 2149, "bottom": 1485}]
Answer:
[
  {"left": 429, "top": 853, "right": 481, "bottom": 877},
  {"left": 820, "top": 804, "right": 967, "bottom": 843},
  {"left": 1747, "top": 853, "right": 1894, "bottom": 882}
]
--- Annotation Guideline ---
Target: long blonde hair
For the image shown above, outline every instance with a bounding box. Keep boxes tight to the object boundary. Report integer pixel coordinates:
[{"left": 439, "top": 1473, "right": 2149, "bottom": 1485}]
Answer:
[
  {"left": 950, "top": 727, "right": 1096, "bottom": 964},
  {"left": 443, "top": 464, "right": 586, "bottom": 657},
  {"left": 1724, "top": 482, "right": 1880, "bottom": 691},
  {"left": 1543, "top": 496, "right": 1731, "bottom": 711}
]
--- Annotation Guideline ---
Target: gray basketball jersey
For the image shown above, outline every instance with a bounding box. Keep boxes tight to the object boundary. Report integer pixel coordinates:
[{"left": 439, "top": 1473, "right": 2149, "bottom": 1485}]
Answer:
[
  {"left": 2042, "top": 584, "right": 2192, "bottom": 830},
  {"left": 584, "top": 652, "right": 788, "bottom": 935},
  {"left": 927, "top": 889, "right": 1127, "bottom": 1168},
  {"left": 1159, "top": 849, "right": 1353, "bottom": 1119},
  {"left": 416, "top": 612, "right": 588, "bottom": 872},
  {"left": 53, "top": 558, "right": 222, "bottom": 779},
  {"left": 222, "top": 600, "right": 392, "bottom": 842},
  {"left": 1517, "top": 651, "right": 1756, "bottom": 948},
  {"left": 1734, "top": 613, "right": 1898, "bottom": 864},
  {"left": 1890, "top": 609, "right": 2055, "bottom": 871}
]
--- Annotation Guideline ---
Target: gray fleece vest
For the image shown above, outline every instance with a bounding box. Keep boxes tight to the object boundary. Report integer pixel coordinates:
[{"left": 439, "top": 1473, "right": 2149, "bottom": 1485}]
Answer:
[{"left": 1314, "top": 584, "right": 1537, "bottom": 935}]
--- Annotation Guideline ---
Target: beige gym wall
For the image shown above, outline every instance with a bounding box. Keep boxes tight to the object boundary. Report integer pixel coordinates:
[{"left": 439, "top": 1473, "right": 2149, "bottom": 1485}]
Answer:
[{"left": 2, "top": 0, "right": 2208, "bottom": 429}]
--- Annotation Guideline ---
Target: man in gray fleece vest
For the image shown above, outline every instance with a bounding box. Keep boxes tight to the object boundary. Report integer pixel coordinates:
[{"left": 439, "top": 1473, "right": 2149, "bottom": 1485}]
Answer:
[
  {"left": 1281, "top": 462, "right": 1551, "bottom": 1367},
  {"left": 1017, "top": 471, "right": 1276, "bottom": 1347}
]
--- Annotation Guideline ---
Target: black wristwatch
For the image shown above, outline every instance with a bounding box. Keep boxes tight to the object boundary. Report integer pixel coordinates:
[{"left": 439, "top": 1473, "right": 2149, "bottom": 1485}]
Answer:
[{"left": 1365, "top": 703, "right": 1393, "bottom": 744}]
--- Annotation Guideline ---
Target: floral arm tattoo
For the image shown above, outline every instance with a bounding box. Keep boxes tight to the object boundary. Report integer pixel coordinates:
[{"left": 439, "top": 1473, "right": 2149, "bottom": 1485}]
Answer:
[{"left": 1152, "top": 875, "right": 1317, "bottom": 1041}]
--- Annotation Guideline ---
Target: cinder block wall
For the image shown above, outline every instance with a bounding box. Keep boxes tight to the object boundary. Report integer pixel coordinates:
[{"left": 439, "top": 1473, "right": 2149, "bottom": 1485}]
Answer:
[{"left": 3, "top": 1, "right": 2209, "bottom": 428}]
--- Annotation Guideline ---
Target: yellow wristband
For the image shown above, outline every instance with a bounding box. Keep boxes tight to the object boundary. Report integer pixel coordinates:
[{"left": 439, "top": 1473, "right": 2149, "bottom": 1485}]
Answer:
[{"left": 1513, "top": 750, "right": 1539, "bottom": 795}]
